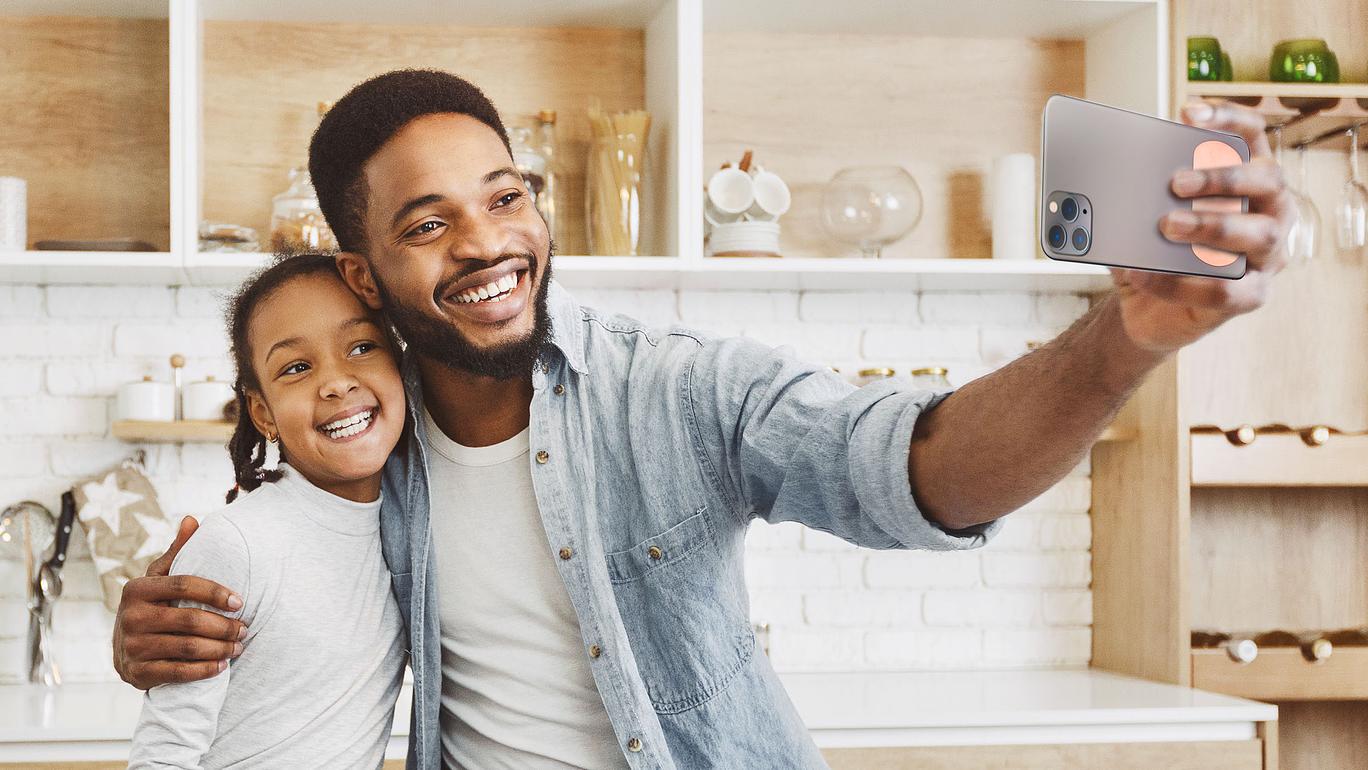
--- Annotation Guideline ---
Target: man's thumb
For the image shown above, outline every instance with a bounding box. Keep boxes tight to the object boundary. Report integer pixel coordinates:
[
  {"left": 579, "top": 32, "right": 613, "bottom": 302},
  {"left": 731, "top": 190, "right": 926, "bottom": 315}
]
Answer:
[{"left": 145, "top": 516, "right": 199, "bottom": 577}]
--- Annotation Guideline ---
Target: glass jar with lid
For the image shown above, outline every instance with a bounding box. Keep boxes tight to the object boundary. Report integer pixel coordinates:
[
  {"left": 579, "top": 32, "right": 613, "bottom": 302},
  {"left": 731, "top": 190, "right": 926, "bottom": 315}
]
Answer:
[
  {"left": 857, "top": 367, "right": 896, "bottom": 387},
  {"left": 270, "top": 166, "right": 337, "bottom": 253},
  {"left": 269, "top": 102, "right": 338, "bottom": 254},
  {"left": 509, "top": 123, "right": 549, "bottom": 223},
  {"left": 908, "top": 366, "right": 952, "bottom": 389}
]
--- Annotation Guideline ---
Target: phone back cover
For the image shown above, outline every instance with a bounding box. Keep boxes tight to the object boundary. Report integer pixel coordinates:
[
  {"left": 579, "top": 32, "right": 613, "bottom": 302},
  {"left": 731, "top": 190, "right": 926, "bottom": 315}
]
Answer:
[{"left": 1040, "top": 94, "right": 1249, "bottom": 279}]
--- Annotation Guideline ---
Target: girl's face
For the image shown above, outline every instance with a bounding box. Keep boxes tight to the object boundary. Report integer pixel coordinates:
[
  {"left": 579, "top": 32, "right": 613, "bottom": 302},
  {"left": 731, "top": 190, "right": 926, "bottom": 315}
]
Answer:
[{"left": 245, "top": 271, "right": 406, "bottom": 502}]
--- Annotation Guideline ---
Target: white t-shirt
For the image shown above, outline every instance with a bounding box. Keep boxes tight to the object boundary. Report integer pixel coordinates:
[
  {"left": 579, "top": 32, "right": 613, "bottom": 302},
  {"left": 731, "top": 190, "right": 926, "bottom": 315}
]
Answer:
[
  {"left": 129, "top": 465, "right": 405, "bottom": 769},
  {"left": 424, "top": 407, "right": 626, "bottom": 770}
]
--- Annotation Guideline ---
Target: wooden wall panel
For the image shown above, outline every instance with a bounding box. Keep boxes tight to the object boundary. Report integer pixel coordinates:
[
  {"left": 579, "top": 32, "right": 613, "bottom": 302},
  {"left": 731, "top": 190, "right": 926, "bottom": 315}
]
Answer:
[
  {"left": 1090, "top": 354, "right": 1190, "bottom": 685},
  {"left": 703, "top": 34, "right": 1085, "bottom": 260},
  {"left": 1190, "top": 487, "right": 1368, "bottom": 631},
  {"left": 0, "top": 16, "right": 169, "bottom": 250},
  {"left": 202, "top": 21, "right": 646, "bottom": 257}
]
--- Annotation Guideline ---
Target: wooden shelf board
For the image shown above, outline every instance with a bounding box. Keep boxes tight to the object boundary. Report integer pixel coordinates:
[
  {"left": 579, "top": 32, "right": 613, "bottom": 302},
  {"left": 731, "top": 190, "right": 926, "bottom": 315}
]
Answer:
[
  {"left": 1185, "top": 82, "right": 1368, "bottom": 101},
  {"left": 1192, "top": 646, "right": 1368, "bottom": 701},
  {"left": 1190, "top": 430, "right": 1368, "bottom": 487},
  {"left": 112, "top": 420, "right": 234, "bottom": 444}
]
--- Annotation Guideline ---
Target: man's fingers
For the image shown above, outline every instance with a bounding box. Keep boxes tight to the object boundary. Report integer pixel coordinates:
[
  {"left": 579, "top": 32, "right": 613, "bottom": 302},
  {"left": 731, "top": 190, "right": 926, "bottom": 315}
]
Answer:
[
  {"left": 1171, "top": 158, "right": 1285, "bottom": 208},
  {"left": 1181, "top": 100, "right": 1272, "bottom": 158},
  {"left": 1158, "top": 210, "right": 1288, "bottom": 272},
  {"left": 126, "top": 633, "right": 242, "bottom": 664},
  {"left": 123, "top": 574, "right": 243, "bottom": 614},
  {"left": 145, "top": 516, "right": 199, "bottom": 578},
  {"left": 130, "top": 659, "right": 228, "bottom": 688}
]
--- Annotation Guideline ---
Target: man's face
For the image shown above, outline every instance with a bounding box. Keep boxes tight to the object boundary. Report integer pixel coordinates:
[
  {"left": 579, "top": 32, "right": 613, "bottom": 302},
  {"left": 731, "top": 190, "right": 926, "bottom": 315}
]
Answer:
[{"left": 353, "top": 113, "right": 552, "bottom": 378}]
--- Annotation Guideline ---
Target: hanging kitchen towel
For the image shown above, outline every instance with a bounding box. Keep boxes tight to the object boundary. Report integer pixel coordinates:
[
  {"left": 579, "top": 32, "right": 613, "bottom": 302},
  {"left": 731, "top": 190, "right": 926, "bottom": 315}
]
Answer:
[{"left": 71, "top": 455, "right": 176, "bottom": 612}]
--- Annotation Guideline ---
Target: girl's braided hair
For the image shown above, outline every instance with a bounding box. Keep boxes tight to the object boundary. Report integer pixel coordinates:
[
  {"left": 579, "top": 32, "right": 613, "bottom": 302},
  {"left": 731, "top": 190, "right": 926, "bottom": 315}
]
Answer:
[{"left": 223, "top": 253, "right": 344, "bottom": 503}]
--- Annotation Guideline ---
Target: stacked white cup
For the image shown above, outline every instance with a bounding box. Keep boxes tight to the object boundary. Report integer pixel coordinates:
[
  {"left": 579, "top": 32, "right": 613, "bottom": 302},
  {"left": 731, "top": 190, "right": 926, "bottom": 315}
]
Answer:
[{"left": 705, "top": 164, "right": 791, "bottom": 257}]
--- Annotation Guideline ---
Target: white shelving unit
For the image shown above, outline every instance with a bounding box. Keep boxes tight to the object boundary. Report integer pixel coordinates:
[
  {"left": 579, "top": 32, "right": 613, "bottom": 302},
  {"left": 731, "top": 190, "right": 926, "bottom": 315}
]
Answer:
[{"left": 1, "top": 0, "right": 1164, "bottom": 293}]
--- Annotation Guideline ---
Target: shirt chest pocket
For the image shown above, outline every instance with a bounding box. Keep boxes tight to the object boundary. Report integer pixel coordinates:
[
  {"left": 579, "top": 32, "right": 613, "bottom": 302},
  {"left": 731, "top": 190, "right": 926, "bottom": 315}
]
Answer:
[{"left": 605, "top": 507, "right": 754, "bottom": 714}]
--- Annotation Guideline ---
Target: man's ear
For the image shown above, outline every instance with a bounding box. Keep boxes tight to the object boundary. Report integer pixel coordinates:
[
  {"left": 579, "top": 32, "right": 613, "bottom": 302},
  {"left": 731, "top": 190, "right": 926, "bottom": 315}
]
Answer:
[
  {"left": 245, "top": 389, "right": 277, "bottom": 442},
  {"left": 336, "top": 252, "right": 385, "bottom": 310}
]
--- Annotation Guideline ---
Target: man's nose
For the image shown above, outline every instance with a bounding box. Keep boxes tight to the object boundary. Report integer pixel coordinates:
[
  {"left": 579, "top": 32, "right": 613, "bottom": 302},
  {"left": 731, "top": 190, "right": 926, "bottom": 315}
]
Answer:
[{"left": 446, "top": 212, "right": 515, "bottom": 262}]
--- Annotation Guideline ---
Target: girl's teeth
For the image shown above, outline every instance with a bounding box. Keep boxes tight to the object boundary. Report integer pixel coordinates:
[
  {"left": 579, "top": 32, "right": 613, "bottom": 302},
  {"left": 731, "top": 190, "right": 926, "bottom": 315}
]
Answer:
[{"left": 323, "top": 409, "right": 374, "bottom": 438}]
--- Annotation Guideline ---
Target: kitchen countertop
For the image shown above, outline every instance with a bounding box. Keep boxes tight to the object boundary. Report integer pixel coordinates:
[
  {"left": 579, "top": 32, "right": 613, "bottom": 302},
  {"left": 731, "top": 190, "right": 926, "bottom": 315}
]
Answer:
[{"left": 0, "top": 668, "right": 1276, "bottom": 762}]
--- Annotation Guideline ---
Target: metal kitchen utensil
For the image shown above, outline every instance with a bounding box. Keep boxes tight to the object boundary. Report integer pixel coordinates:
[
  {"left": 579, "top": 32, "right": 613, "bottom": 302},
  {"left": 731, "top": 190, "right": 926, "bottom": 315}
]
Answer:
[{"left": 29, "top": 491, "right": 75, "bottom": 686}]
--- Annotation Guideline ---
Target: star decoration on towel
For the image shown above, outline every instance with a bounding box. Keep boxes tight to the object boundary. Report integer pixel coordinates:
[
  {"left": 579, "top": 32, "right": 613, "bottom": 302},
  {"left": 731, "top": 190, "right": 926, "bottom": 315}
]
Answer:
[
  {"left": 77, "top": 472, "right": 144, "bottom": 537},
  {"left": 132, "top": 511, "right": 176, "bottom": 561}
]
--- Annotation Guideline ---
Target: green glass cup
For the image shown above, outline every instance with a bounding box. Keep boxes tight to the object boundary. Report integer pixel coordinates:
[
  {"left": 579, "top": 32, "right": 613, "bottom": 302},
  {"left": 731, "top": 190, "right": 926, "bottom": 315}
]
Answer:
[
  {"left": 1270, "top": 39, "right": 1339, "bottom": 83},
  {"left": 1188, "top": 36, "right": 1223, "bottom": 81},
  {"left": 1220, "top": 51, "right": 1234, "bottom": 81}
]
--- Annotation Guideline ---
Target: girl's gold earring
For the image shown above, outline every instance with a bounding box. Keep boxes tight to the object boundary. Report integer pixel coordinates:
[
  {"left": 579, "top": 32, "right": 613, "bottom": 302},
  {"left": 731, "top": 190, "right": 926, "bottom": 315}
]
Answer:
[{"left": 267, "top": 433, "right": 278, "bottom": 444}]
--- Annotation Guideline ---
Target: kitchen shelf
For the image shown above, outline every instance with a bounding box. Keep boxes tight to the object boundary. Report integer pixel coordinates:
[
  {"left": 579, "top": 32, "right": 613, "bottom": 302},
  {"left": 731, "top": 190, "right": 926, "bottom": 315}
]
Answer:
[
  {"left": 1183, "top": 83, "right": 1368, "bottom": 148},
  {"left": 1190, "top": 429, "right": 1368, "bottom": 487},
  {"left": 178, "top": 252, "right": 1113, "bottom": 293},
  {"left": 0, "top": 251, "right": 185, "bottom": 285},
  {"left": 1192, "top": 646, "right": 1368, "bottom": 701},
  {"left": 112, "top": 420, "right": 233, "bottom": 444}
]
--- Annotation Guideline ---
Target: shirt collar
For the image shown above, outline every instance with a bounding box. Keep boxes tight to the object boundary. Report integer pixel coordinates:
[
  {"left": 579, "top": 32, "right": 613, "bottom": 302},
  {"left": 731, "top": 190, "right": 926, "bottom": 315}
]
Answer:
[{"left": 399, "top": 279, "right": 587, "bottom": 408}]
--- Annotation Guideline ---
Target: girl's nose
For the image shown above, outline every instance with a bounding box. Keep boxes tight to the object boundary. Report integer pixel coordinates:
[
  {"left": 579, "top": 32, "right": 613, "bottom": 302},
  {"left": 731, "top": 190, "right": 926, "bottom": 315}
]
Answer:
[{"left": 320, "top": 373, "right": 360, "bottom": 399}]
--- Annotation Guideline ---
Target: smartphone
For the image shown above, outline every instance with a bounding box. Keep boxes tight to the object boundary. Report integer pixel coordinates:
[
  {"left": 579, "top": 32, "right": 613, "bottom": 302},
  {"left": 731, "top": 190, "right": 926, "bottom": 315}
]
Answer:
[{"left": 1039, "top": 94, "right": 1249, "bottom": 279}]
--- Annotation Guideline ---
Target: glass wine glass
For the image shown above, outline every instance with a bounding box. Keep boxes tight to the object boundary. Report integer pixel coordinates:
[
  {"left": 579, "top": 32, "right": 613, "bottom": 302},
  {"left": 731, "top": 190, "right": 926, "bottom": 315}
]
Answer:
[
  {"left": 820, "top": 166, "right": 923, "bottom": 258},
  {"left": 1278, "top": 127, "right": 1319, "bottom": 265},
  {"left": 1336, "top": 124, "right": 1367, "bottom": 251}
]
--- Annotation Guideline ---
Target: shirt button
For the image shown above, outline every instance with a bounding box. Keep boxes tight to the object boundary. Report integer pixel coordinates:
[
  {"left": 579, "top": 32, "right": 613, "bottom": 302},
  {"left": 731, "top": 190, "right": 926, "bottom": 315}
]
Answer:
[
  {"left": 647, "top": 545, "right": 663, "bottom": 560},
  {"left": 559, "top": 546, "right": 573, "bottom": 560},
  {"left": 589, "top": 644, "right": 602, "bottom": 658},
  {"left": 536, "top": 450, "right": 550, "bottom": 464},
  {"left": 627, "top": 738, "right": 642, "bottom": 753},
  {"left": 553, "top": 383, "right": 565, "bottom": 395}
]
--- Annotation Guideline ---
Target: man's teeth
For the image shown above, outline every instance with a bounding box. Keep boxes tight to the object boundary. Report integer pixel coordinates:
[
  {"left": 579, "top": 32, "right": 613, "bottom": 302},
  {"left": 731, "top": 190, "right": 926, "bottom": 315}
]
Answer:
[
  {"left": 455, "top": 272, "right": 519, "bottom": 304},
  {"left": 321, "top": 409, "right": 374, "bottom": 439}
]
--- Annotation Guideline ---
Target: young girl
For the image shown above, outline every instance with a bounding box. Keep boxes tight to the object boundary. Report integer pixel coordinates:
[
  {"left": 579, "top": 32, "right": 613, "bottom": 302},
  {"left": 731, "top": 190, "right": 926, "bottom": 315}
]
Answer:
[{"left": 130, "top": 253, "right": 410, "bottom": 768}]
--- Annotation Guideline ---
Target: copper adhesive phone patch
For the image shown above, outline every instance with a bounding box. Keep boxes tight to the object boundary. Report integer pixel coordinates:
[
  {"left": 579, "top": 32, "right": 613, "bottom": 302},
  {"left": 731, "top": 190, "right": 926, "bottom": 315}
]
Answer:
[{"left": 1190, "top": 140, "right": 1243, "bottom": 267}]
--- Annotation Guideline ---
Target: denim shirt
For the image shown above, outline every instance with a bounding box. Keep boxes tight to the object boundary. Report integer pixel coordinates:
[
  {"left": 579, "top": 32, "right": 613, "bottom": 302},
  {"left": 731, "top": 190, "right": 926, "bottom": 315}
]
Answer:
[{"left": 379, "top": 282, "right": 1000, "bottom": 769}]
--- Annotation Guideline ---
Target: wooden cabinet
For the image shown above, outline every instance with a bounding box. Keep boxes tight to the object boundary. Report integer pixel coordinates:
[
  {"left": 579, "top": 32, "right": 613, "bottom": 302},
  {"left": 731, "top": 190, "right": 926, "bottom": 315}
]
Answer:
[{"left": 1091, "top": 4, "right": 1368, "bottom": 769}]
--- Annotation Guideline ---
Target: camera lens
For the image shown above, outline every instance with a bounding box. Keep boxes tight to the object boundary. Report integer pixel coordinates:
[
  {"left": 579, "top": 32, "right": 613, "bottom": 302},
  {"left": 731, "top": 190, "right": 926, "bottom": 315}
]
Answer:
[
  {"left": 1060, "top": 197, "right": 1078, "bottom": 221},
  {"left": 1048, "top": 225, "right": 1066, "bottom": 249},
  {"left": 1072, "top": 228, "right": 1089, "bottom": 250}
]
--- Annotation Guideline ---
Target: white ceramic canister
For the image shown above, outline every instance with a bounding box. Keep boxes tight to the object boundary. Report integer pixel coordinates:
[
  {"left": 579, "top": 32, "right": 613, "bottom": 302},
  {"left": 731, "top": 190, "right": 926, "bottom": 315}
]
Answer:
[
  {"left": 117, "top": 376, "right": 176, "bottom": 422},
  {"left": 183, "top": 375, "right": 235, "bottom": 422}
]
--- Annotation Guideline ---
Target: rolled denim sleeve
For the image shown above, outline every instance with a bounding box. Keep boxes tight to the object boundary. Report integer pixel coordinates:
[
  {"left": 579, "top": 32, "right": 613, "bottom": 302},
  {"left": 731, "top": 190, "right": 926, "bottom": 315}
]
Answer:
[{"left": 687, "top": 335, "right": 1001, "bottom": 551}]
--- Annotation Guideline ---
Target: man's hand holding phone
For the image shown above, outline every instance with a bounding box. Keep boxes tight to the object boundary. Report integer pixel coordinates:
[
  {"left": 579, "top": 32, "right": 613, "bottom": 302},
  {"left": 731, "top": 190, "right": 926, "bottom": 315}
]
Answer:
[{"left": 1114, "top": 100, "right": 1295, "bottom": 353}]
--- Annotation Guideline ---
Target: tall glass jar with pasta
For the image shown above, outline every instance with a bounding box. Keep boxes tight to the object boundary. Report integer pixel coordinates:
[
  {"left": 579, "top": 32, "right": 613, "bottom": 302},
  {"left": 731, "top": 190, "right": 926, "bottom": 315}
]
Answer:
[{"left": 586, "top": 107, "right": 651, "bottom": 256}]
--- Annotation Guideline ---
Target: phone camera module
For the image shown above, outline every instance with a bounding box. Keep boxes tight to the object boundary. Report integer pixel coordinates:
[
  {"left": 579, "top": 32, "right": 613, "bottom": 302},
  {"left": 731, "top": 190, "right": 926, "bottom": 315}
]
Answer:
[
  {"left": 1048, "top": 225, "right": 1066, "bottom": 249},
  {"left": 1060, "top": 197, "right": 1078, "bottom": 221},
  {"left": 1071, "top": 228, "right": 1089, "bottom": 251}
]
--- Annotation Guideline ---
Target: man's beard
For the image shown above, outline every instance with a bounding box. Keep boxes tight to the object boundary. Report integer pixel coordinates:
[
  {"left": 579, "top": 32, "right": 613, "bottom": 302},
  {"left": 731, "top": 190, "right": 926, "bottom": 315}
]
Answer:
[{"left": 374, "top": 247, "right": 554, "bottom": 381}]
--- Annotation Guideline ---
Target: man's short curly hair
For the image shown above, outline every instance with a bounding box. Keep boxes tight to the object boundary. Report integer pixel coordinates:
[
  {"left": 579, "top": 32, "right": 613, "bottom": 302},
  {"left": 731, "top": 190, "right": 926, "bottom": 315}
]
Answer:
[{"left": 308, "top": 69, "right": 512, "bottom": 254}]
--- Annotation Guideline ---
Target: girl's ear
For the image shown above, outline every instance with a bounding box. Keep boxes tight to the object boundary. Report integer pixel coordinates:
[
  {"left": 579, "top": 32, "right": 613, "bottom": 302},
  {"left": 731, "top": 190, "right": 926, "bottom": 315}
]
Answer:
[
  {"left": 245, "top": 389, "right": 277, "bottom": 442},
  {"left": 336, "top": 252, "right": 384, "bottom": 311}
]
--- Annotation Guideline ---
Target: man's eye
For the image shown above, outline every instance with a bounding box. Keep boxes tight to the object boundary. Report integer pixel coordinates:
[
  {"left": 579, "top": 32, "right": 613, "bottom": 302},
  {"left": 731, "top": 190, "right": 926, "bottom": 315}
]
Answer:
[
  {"left": 407, "top": 221, "right": 443, "bottom": 238},
  {"left": 495, "top": 191, "right": 522, "bottom": 208}
]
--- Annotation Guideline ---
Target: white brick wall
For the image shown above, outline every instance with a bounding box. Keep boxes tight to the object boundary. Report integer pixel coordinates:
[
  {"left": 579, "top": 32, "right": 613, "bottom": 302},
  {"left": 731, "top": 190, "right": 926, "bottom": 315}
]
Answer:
[{"left": 0, "top": 283, "right": 1093, "bottom": 683}]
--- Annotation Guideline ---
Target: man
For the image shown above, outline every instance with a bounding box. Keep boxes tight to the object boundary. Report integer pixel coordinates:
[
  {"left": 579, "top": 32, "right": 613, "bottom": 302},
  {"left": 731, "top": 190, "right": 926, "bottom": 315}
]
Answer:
[{"left": 113, "top": 69, "right": 1291, "bottom": 768}]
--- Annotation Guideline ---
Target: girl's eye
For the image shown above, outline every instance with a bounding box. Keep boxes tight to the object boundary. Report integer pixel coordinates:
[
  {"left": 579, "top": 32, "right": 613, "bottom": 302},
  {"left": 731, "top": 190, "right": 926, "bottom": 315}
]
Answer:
[
  {"left": 350, "top": 342, "right": 376, "bottom": 356},
  {"left": 405, "top": 220, "right": 443, "bottom": 239},
  {"left": 281, "top": 362, "right": 309, "bottom": 376}
]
